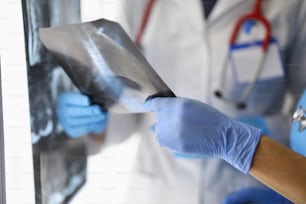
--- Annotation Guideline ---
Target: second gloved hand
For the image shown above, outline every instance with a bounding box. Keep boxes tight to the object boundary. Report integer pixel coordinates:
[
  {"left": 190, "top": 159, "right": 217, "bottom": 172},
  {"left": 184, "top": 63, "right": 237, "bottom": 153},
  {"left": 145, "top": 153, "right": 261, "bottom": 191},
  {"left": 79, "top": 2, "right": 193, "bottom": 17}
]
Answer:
[
  {"left": 223, "top": 187, "right": 293, "bottom": 204},
  {"left": 57, "top": 92, "right": 108, "bottom": 138},
  {"left": 144, "top": 97, "right": 262, "bottom": 173}
]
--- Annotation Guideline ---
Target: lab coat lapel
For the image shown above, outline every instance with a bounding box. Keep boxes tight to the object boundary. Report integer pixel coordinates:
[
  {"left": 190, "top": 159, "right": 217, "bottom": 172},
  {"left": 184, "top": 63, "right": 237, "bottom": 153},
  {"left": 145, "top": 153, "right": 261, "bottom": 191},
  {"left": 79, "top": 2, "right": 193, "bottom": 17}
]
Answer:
[
  {"left": 172, "top": 0, "right": 248, "bottom": 31},
  {"left": 209, "top": 0, "right": 248, "bottom": 22},
  {"left": 173, "top": 0, "right": 205, "bottom": 32}
]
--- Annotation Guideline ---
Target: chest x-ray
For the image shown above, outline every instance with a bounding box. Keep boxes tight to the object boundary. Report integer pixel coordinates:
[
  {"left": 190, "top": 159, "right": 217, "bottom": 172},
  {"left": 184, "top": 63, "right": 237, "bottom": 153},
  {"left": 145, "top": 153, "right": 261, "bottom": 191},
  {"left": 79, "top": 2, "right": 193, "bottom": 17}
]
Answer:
[{"left": 39, "top": 19, "right": 175, "bottom": 113}]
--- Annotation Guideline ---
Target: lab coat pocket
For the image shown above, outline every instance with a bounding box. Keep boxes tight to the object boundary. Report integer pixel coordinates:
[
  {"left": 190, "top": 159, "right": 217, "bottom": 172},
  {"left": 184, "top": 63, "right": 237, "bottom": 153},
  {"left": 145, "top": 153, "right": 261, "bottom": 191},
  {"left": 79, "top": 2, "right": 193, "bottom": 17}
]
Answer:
[
  {"left": 219, "top": 38, "right": 286, "bottom": 109},
  {"left": 229, "top": 38, "right": 284, "bottom": 85},
  {"left": 221, "top": 75, "right": 286, "bottom": 113}
]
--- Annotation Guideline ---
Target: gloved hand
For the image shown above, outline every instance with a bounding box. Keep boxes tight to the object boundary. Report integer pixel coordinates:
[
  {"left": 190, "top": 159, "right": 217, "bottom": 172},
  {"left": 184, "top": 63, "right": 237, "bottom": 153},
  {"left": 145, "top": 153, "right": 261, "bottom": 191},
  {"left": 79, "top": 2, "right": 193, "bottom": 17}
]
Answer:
[
  {"left": 237, "top": 116, "right": 270, "bottom": 136},
  {"left": 144, "top": 97, "right": 262, "bottom": 173},
  {"left": 57, "top": 92, "right": 108, "bottom": 138},
  {"left": 223, "top": 187, "right": 293, "bottom": 204}
]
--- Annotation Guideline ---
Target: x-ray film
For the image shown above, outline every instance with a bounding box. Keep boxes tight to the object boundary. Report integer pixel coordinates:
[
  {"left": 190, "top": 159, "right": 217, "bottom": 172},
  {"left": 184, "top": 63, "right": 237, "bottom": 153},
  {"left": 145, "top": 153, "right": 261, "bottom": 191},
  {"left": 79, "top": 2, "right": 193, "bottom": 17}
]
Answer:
[{"left": 39, "top": 19, "right": 175, "bottom": 113}]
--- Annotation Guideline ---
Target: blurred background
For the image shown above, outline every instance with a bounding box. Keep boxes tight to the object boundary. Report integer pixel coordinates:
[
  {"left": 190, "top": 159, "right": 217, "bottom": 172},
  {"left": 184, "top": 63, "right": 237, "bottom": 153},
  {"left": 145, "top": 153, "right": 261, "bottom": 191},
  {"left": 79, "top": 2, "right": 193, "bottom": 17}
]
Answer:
[{"left": 21, "top": 0, "right": 140, "bottom": 203}]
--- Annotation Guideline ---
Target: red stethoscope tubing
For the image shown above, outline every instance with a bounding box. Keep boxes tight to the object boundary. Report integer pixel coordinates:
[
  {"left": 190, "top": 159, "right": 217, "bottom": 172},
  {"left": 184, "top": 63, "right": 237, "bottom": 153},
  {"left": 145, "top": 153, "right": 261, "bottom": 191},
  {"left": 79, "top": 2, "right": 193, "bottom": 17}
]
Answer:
[
  {"left": 135, "top": 0, "right": 156, "bottom": 46},
  {"left": 215, "top": 0, "right": 272, "bottom": 108},
  {"left": 230, "top": 0, "right": 271, "bottom": 52}
]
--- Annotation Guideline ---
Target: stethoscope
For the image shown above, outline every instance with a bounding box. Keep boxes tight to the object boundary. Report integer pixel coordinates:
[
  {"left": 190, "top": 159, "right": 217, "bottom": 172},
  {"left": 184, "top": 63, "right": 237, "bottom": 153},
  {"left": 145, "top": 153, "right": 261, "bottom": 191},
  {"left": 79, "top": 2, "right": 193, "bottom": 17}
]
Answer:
[
  {"left": 214, "top": 0, "right": 271, "bottom": 109},
  {"left": 135, "top": 0, "right": 271, "bottom": 109},
  {"left": 135, "top": 0, "right": 156, "bottom": 46}
]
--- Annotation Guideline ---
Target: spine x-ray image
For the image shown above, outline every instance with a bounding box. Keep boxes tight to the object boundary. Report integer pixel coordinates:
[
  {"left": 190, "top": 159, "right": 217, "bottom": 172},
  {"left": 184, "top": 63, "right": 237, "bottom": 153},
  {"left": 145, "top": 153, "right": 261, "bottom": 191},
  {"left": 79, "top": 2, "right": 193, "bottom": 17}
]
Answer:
[
  {"left": 22, "top": 0, "right": 89, "bottom": 203},
  {"left": 39, "top": 19, "right": 175, "bottom": 113}
]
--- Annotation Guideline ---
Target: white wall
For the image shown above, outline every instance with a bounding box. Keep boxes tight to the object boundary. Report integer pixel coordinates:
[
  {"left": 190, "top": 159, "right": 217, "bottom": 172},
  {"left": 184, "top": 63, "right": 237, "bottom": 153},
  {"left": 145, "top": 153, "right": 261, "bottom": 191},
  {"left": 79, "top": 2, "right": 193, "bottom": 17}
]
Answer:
[
  {"left": 0, "top": 0, "right": 35, "bottom": 203},
  {"left": 81, "top": 0, "right": 120, "bottom": 22}
]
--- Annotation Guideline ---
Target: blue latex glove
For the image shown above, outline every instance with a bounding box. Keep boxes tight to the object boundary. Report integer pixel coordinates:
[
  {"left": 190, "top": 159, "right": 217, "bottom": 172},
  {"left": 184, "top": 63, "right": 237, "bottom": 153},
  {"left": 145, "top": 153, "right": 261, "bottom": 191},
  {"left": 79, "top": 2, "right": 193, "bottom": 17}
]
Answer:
[
  {"left": 223, "top": 187, "right": 293, "bottom": 204},
  {"left": 173, "top": 152, "right": 205, "bottom": 159},
  {"left": 152, "top": 125, "right": 200, "bottom": 159},
  {"left": 237, "top": 116, "right": 270, "bottom": 136},
  {"left": 175, "top": 116, "right": 268, "bottom": 160},
  {"left": 144, "top": 97, "right": 262, "bottom": 173},
  {"left": 57, "top": 92, "right": 108, "bottom": 138}
]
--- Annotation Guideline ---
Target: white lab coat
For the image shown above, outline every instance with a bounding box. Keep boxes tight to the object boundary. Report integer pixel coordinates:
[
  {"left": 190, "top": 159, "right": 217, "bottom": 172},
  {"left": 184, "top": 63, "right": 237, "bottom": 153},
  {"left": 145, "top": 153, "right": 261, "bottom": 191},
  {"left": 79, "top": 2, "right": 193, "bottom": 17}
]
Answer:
[{"left": 105, "top": 0, "right": 306, "bottom": 203}]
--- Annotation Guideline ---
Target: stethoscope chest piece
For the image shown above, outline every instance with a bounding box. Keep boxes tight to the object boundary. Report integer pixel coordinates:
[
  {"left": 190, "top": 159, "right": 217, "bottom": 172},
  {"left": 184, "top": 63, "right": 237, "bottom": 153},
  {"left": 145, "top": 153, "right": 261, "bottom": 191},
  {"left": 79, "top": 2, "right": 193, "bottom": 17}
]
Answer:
[{"left": 292, "top": 106, "right": 306, "bottom": 132}]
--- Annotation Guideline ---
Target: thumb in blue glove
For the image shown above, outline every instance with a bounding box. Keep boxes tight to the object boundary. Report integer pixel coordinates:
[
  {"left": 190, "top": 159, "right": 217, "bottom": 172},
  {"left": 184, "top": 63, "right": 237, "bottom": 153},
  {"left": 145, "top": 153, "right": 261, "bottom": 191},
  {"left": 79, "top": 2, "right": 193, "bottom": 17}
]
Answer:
[
  {"left": 57, "top": 92, "right": 108, "bottom": 138},
  {"left": 223, "top": 187, "right": 293, "bottom": 204},
  {"left": 144, "top": 97, "right": 262, "bottom": 173}
]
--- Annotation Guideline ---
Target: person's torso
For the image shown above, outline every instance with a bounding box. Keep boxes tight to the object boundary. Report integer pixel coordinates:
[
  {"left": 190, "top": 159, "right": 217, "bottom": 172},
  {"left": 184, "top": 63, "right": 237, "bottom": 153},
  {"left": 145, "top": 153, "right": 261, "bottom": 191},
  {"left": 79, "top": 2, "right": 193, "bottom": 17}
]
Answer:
[
  {"left": 119, "top": 0, "right": 303, "bottom": 203},
  {"left": 134, "top": 0, "right": 301, "bottom": 117}
]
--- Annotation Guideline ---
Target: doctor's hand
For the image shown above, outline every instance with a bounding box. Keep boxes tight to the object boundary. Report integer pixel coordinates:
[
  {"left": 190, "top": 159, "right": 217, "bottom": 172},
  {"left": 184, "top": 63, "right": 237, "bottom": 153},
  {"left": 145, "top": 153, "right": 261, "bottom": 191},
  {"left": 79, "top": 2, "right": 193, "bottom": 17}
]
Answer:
[
  {"left": 223, "top": 187, "right": 293, "bottom": 204},
  {"left": 144, "top": 97, "right": 262, "bottom": 173},
  {"left": 57, "top": 92, "right": 108, "bottom": 138}
]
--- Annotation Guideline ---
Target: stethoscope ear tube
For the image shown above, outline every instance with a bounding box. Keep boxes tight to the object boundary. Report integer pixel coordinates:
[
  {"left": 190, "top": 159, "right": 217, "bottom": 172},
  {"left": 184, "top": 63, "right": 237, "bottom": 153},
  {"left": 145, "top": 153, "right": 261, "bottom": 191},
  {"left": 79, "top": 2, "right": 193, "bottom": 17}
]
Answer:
[{"left": 135, "top": 0, "right": 156, "bottom": 46}]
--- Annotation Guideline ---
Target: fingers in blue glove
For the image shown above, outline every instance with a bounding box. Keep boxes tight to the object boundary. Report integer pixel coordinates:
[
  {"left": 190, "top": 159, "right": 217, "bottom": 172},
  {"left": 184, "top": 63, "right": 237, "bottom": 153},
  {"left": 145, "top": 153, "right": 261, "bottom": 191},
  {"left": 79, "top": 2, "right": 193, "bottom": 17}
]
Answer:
[
  {"left": 223, "top": 187, "right": 293, "bottom": 204},
  {"left": 144, "top": 97, "right": 174, "bottom": 112},
  {"left": 150, "top": 123, "right": 200, "bottom": 159},
  {"left": 64, "top": 122, "right": 107, "bottom": 138},
  {"left": 65, "top": 114, "right": 107, "bottom": 126},
  {"left": 57, "top": 92, "right": 108, "bottom": 138},
  {"left": 144, "top": 97, "right": 225, "bottom": 154},
  {"left": 152, "top": 123, "right": 200, "bottom": 161},
  {"left": 58, "top": 92, "right": 91, "bottom": 106}
]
